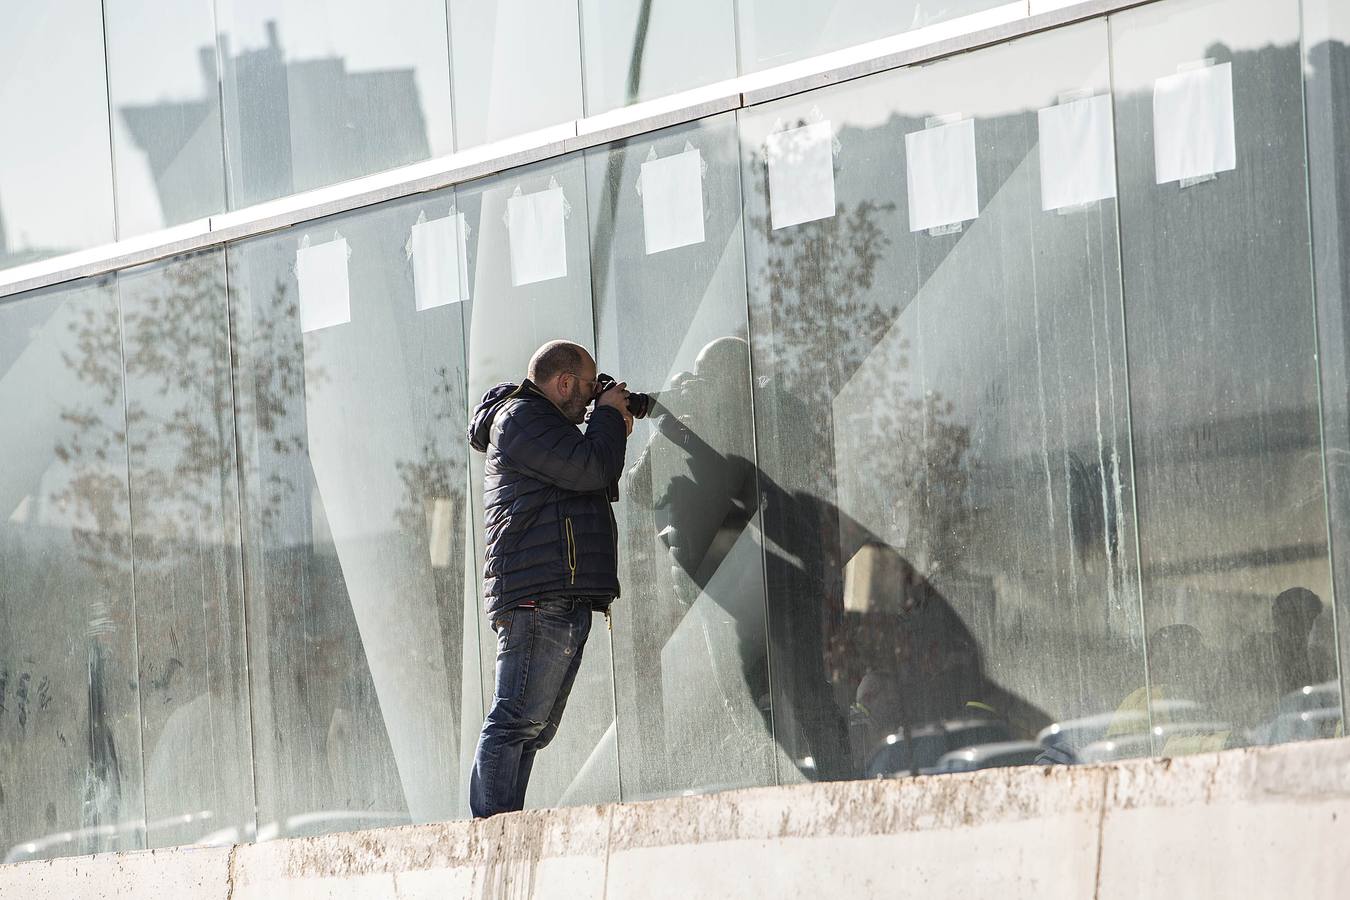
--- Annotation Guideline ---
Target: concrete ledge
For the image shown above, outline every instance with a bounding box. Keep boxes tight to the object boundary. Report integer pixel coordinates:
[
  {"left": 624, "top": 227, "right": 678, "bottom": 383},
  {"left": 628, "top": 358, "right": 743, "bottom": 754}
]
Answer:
[{"left": 3, "top": 738, "right": 1348, "bottom": 899}]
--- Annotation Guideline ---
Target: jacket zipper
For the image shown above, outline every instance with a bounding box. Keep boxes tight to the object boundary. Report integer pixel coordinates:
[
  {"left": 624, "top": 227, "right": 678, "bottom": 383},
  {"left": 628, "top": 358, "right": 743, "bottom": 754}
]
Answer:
[{"left": 565, "top": 517, "right": 577, "bottom": 585}]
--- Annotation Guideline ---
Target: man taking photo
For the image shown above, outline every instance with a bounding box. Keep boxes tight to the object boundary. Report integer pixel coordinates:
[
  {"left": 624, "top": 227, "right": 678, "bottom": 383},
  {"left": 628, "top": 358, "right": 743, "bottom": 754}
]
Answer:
[{"left": 466, "top": 340, "right": 633, "bottom": 818}]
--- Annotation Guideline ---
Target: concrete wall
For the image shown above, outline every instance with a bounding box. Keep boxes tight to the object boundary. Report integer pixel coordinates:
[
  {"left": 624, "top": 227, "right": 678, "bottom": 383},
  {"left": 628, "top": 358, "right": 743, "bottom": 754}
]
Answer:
[{"left": 4, "top": 737, "right": 1349, "bottom": 899}]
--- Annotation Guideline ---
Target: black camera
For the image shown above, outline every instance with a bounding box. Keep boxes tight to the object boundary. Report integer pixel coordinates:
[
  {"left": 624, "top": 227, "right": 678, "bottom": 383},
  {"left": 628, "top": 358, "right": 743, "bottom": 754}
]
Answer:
[{"left": 595, "top": 372, "right": 653, "bottom": 419}]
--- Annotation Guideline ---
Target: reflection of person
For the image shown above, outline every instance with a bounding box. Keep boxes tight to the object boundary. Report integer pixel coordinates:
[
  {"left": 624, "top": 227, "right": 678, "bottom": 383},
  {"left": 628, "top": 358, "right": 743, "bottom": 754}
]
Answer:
[
  {"left": 629, "top": 337, "right": 1032, "bottom": 781},
  {"left": 1272, "top": 586, "right": 1323, "bottom": 695},
  {"left": 466, "top": 341, "right": 632, "bottom": 818}
]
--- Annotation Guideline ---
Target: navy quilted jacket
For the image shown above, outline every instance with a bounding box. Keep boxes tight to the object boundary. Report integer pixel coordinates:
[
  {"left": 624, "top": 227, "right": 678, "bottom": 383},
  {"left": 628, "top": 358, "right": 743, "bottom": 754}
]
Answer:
[{"left": 468, "top": 380, "right": 628, "bottom": 617}]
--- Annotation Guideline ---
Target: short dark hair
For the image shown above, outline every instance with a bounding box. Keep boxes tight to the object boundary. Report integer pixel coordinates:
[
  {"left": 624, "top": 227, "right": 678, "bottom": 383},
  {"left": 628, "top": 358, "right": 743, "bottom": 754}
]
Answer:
[{"left": 528, "top": 340, "right": 590, "bottom": 384}]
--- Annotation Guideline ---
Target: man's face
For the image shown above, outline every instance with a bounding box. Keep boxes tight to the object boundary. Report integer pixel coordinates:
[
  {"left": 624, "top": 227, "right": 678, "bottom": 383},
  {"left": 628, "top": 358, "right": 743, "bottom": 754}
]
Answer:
[{"left": 559, "top": 358, "right": 598, "bottom": 424}]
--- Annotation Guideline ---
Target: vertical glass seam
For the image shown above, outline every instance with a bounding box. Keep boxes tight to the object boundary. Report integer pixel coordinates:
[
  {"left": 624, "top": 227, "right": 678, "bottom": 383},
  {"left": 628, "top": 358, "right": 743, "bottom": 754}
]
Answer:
[
  {"left": 732, "top": 108, "right": 782, "bottom": 786},
  {"left": 1296, "top": 0, "right": 1349, "bottom": 728},
  {"left": 110, "top": 271, "right": 150, "bottom": 846},
  {"left": 98, "top": 0, "right": 123, "bottom": 240},
  {"left": 442, "top": 0, "right": 460, "bottom": 154},
  {"left": 209, "top": 0, "right": 235, "bottom": 212},
  {"left": 220, "top": 243, "right": 265, "bottom": 837},
  {"left": 1103, "top": 12, "right": 1157, "bottom": 755},
  {"left": 575, "top": 0, "right": 595, "bottom": 117},
  {"left": 576, "top": 149, "right": 624, "bottom": 802}
]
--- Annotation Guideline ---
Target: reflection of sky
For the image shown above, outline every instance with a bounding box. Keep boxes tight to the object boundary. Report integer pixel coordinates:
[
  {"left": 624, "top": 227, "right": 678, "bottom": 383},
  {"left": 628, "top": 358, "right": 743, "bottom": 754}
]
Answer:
[{"left": 0, "top": 1, "right": 115, "bottom": 255}]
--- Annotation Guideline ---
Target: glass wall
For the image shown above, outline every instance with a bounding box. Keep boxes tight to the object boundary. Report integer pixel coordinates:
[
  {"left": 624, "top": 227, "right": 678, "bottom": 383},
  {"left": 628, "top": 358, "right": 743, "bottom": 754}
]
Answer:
[
  {"left": 216, "top": 0, "right": 455, "bottom": 209},
  {"left": 1307, "top": 0, "right": 1350, "bottom": 729},
  {"left": 447, "top": 0, "right": 584, "bottom": 148},
  {"left": 104, "top": 0, "right": 227, "bottom": 235},
  {"left": 457, "top": 154, "right": 620, "bottom": 808},
  {"left": 578, "top": 0, "right": 738, "bottom": 115},
  {"left": 0, "top": 276, "right": 142, "bottom": 861},
  {"left": 117, "top": 250, "right": 254, "bottom": 847},
  {"left": 228, "top": 189, "right": 476, "bottom": 832},
  {"left": 739, "top": 18, "right": 1145, "bottom": 778},
  {"left": 736, "top": 0, "right": 1012, "bottom": 73},
  {"left": 1112, "top": 0, "right": 1337, "bottom": 752},
  {"left": 6, "top": 0, "right": 1350, "bottom": 867},
  {"left": 586, "top": 113, "right": 778, "bottom": 797},
  {"left": 0, "top": 0, "right": 116, "bottom": 268}
]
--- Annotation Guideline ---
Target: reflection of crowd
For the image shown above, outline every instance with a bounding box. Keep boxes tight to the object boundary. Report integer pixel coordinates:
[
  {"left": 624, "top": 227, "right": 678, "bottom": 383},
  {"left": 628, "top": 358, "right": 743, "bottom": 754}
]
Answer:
[{"left": 628, "top": 335, "right": 1346, "bottom": 785}]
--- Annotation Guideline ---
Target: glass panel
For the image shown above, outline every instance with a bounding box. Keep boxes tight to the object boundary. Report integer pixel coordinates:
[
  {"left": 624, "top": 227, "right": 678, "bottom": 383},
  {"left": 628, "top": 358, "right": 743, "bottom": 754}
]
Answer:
[
  {"left": 1305, "top": 0, "right": 1350, "bottom": 736},
  {"left": 116, "top": 250, "right": 255, "bottom": 847},
  {"left": 0, "top": 0, "right": 116, "bottom": 269},
  {"left": 457, "top": 154, "right": 620, "bottom": 807},
  {"left": 216, "top": 0, "right": 455, "bottom": 209},
  {"left": 736, "top": 0, "right": 1009, "bottom": 74},
  {"left": 739, "top": 19, "right": 1144, "bottom": 780},
  {"left": 1111, "top": 0, "right": 1340, "bottom": 751},
  {"left": 586, "top": 113, "right": 777, "bottom": 798},
  {"left": 228, "top": 189, "right": 476, "bottom": 836},
  {"left": 578, "top": 0, "right": 737, "bottom": 115},
  {"left": 0, "top": 278, "right": 144, "bottom": 861},
  {"left": 104, "top": 0, "right": 227, "bottom": 235},
  {"left": 447, "top": 0, "right": 583, "bottom": 148}
]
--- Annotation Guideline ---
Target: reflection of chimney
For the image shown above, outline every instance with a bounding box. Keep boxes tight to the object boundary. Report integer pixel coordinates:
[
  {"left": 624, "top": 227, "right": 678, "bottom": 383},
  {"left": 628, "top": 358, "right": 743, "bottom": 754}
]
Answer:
[
  {"left": 265, "top": 19, "right": 281, "bottom": 54},
  {"left": 198, "top": 46, "right": 217, "bottom": 94}
]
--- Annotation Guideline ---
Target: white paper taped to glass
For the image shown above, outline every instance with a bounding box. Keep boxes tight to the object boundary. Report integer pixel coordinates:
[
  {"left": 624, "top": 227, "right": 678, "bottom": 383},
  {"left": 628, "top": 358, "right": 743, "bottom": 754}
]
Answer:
[
  {"left": 905, "top": 118, "right": 979, "bottom": 233},
  {"left": 639, "top": 148, "right": 706, "bottom": 255},
  {"left": 1038, "top": 94, "right": 1117, "bottom": 212},
  {"left": 409, "top": 213, "right": 466, "bottom": 310},
  {"left": 507, "top": 186, "right": 568, "bottom": 287},
  {"left": 1152, "top": 61, "right": 1236, "bottom": 185},
  {"left": 766, "top": 121, "right": 836, "bottom": 230},
  {"left": 296, "top": 237, "right": 351, "bottom": 333}
]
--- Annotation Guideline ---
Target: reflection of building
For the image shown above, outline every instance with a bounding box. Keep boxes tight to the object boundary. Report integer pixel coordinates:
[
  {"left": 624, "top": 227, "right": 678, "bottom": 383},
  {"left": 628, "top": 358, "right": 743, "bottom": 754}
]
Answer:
[{"left": 120, "top": 21, "right": 431, "bottom": 219}]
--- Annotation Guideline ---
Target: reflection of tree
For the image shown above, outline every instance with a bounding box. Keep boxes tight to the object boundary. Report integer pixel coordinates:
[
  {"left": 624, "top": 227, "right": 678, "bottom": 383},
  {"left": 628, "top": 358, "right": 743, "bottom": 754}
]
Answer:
[
  {"left": 750, "top": 131, "right": 973, "bottom": 570},
  {"left": 393, "top": 364, "right": 466, "bottom": 548},
  {"left": 53, "top": 260, "right": 315, "bottom": 580}
]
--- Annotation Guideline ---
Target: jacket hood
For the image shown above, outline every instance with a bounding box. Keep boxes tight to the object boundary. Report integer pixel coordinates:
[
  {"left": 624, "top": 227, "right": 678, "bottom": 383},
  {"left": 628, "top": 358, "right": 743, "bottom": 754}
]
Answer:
[{"left": 468, "top": 381, "right": 527, "bottom": 452}]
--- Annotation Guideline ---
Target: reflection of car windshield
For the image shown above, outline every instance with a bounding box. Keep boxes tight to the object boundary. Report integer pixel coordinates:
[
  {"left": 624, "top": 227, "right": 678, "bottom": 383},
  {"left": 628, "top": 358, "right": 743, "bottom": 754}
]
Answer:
[{"left": 923, "top": 741, "right": 1045, "bottom": 774}]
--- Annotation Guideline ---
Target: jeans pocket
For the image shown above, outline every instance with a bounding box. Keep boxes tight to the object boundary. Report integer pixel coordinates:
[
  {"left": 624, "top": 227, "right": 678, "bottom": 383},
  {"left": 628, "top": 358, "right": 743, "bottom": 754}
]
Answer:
[{"left": 491, "top": 611, "right": 513, "bottom": 635}]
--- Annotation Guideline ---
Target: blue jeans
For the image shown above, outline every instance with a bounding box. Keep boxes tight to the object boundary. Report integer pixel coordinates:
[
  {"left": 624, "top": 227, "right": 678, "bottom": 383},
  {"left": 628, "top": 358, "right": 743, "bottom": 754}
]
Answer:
[{"left": 469, "top": 598, "right": 593, "bottom": 817}]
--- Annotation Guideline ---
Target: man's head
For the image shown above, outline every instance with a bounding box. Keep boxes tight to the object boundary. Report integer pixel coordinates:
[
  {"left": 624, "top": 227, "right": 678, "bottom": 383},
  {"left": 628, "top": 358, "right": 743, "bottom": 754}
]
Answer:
[{"left": 528, "top": 340, "right": 597, "bottom": 424}]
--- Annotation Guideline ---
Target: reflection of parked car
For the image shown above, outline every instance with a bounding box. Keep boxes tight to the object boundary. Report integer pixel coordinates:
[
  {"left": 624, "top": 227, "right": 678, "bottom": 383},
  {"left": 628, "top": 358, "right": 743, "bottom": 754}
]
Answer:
[
  {"left": 1076, "top": 721, "right": 1232, "bottom": 763},
  {"left": 865, "top": 718, "right": 1014, "bottom": 777},
  {"left": 1037, "top": 700, "right": 1206, "bottom": 764},
  {"left": 1249, "top": 681, "right": 1342, "bottom": 745},
  {"left": 922, "top": 741, "right": 1045, "bottom": 775}
]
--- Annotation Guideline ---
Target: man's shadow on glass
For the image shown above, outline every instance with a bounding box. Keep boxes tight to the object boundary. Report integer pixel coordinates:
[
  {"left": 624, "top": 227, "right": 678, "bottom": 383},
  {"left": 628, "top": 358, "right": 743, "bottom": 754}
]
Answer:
[{"left": 625, "top": 337, "right": 1049, "bottom": 788}]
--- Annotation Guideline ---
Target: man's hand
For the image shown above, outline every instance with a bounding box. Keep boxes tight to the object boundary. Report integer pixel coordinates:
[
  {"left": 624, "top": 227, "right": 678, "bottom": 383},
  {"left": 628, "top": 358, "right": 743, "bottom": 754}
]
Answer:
[{"left": 597, "top": 382, "right": 635, "bottom": 436}]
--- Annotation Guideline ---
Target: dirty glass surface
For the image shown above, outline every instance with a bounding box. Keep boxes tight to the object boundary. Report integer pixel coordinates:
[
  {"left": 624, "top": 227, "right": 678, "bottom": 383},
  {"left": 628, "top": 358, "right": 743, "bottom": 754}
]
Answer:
[
  {"left": 0, "top": 278, "right": 144, "bottom": 862},
  {"left": 117, "top": 250, "right": 255, "bottom": 848},
  {"left": 738, "top": 19, "right": 1145, "bottom": 781},
  {"left": 0, "top": 0, "right": 116, "bottom": 271},
  {"left": 587, "top": 113, "right": 779, "bottom": 798},
  {"left": 1111, "top": 0, "right": 1339, "bottom": 753},
  {"left": 457, "top": 154, "right": 620, "bottom": 808},
  {"left": 1305, "top": 0, "right": 1350, "bottom": 736},
  {"left": 227, "top": 189, "right": 476, "bottom": 834},
  {"left": 215, "top": 0, "right": 455, "bottom": 208},
  {"left": 103, "top": 0, "right": 227, "bottom": 235}
]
